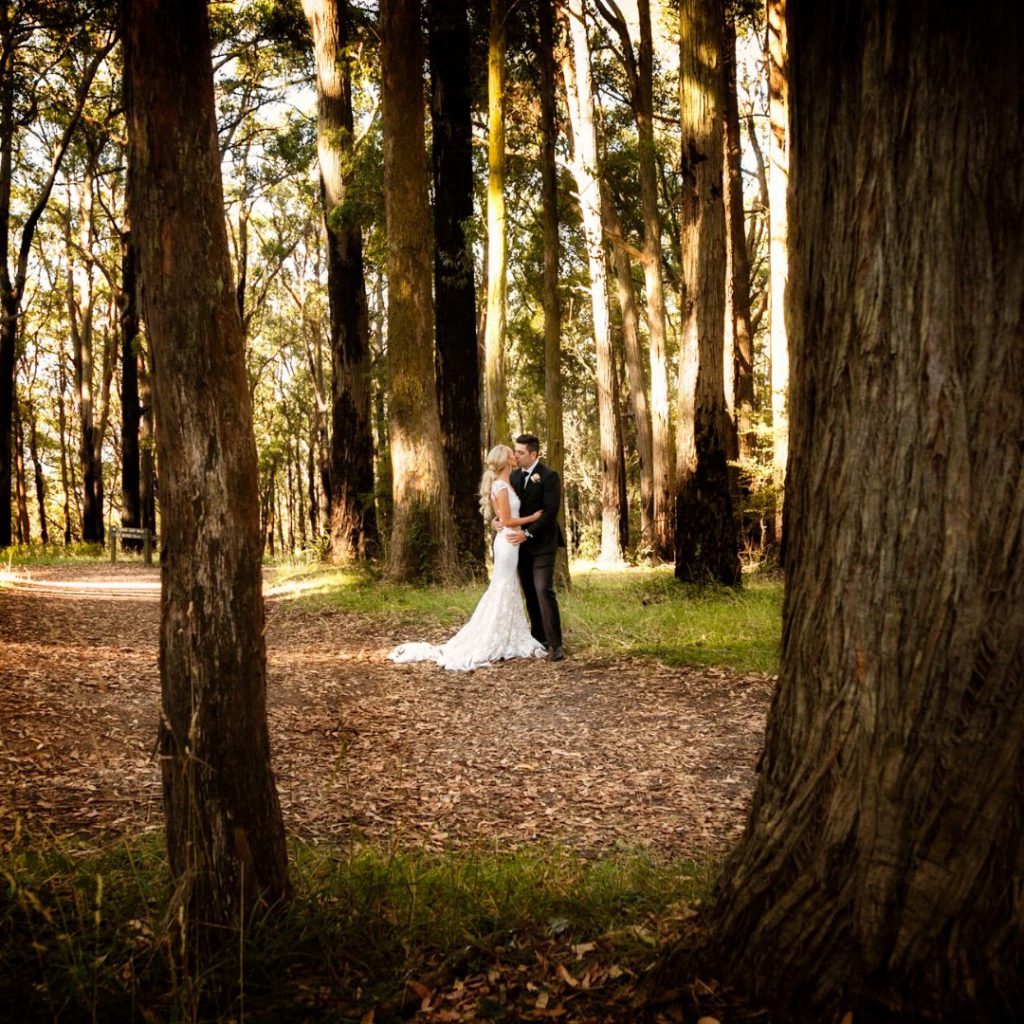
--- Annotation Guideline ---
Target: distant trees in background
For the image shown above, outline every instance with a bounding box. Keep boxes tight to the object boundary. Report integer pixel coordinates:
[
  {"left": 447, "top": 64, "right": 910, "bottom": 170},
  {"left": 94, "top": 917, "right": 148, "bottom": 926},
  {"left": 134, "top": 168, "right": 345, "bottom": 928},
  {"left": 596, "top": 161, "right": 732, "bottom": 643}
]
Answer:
[{"left": 3, "top": 0, "right": 787, "bottom": 585}]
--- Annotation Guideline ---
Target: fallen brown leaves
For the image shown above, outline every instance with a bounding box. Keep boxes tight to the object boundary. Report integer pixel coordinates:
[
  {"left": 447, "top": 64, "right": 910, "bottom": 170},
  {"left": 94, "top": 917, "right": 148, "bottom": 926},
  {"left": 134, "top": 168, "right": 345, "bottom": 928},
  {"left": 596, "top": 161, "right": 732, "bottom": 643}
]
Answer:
[{"left": 0, "top": 563, "right": 772, "bottom": 864}]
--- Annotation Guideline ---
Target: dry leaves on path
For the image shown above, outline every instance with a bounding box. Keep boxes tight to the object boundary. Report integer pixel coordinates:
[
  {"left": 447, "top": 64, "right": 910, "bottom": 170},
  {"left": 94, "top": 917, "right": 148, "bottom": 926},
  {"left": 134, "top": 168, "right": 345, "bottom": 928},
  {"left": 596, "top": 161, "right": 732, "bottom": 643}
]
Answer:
[{"left": 0, "top": 564, "right": 773, "bottom": 860}]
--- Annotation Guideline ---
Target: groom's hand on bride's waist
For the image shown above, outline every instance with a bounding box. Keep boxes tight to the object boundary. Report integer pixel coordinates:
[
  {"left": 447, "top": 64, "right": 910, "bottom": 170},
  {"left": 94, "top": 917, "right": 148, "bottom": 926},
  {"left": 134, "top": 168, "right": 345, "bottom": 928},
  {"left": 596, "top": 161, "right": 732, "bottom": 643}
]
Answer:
[{"left": 505, "top": 529, "right": 527, "bottom": 545}]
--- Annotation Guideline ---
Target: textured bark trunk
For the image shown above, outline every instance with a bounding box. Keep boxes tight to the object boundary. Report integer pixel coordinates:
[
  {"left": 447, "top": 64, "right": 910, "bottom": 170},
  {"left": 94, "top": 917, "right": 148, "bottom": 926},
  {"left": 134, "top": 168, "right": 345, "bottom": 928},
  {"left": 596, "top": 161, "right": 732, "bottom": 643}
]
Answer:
[
  {"left": 675, "top": 0, "right": 740, "bottom": 586},
  {"left": 120, "top": 227, "right": 142, "bottom": 545},
  {"left": 429, "top": 0, "right": 484, "bottom": 574},
  {"left": 484, "top": 0, "right": 509, "bottom": 449},
  {"left": 381, "top": 0, "right": 459, "bottom": 582},
  {"left": 303, "top": 0, "right": 378, "bottom": 563},
  {"left": 56, "top": 339, "right": 73, "bottom": 544},
  {"left": 562, "top": 0, "right": 623, "bottom": 565},
  {"left": 138, "top": 344, "right": 156, "bottom": 536},
  {"left": 538, "top": 0, "right": 570, "bottom": 587},
  {"left": 122, "top": 0, "right": 290, "bottom": 940},
  {"left": 767, "top": 0, "right": 788, "bottom": 550},
  {"left": 12, "top": 396, "right": 29, "bottom": 543},
  {"left": 722, "top": 12, "right": 755, "bottom": 460},
  {"left": 706, "top": 3, "right": 1024, "bottom": 1019},
  {"left": 27, "top": 401, "right": 47, "bottom": 544},
  {"left": 0, "top": 295, "right": 14, "bottom": 546},
  {"left": 603, "top": 189, "right": 654, "bottom": 553},
  {"left": 307, "top": 423, "right": 319, "bottom": 538}
]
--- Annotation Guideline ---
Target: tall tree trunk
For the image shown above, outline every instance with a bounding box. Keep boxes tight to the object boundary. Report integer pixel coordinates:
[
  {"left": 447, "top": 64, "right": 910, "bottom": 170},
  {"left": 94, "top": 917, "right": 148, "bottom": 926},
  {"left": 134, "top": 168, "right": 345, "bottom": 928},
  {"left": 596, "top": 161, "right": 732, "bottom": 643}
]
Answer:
[
  {"left": 429, "top": 0, "right": 484, "bottom": 573},
  {"left": 723, "top": 10, "right": 755, "bottom": 460},
  {"left": 120, "top": 227, "right": 143, "bottom": 542},
  {"left": 675, "top": 0, "right": 740, "bottom": 585},
  {"left": 122, "top": 0, "right": 290, "bottom": 941},
  {"left": 561, "top": 0, "right": 623, "bottom": 565},
  {"left": 12, "top": 395, "right": 28, "bottom": 543},
  {"left": 302, "top": 0, "right": 378, "bottom": 563},
  {"left": 26, "top": 401, "right": 47, "bottom": 544},
  {"left": 484, "top": 0, "right": 509, "bottom": 449},
  {"left": 706, "top": 3, "right": 1024, "bottom": 1018},
  {"left": 380, "top": 0, "right": 459, "bottom": 582},
  {"left": 56, "top": 338, "right": 73, "bottom": 544},
  {"left": 767, "top": 0, "right": 788, "bottom": 549},
  {"left": 603, "top": 188, "right": 654, "bottom": 554},
  {"left": 537, "top": 0, "right": 569, "bottom": 588},
  {"left": 138, "top": 342, "right": 156, "bottom": 536}
]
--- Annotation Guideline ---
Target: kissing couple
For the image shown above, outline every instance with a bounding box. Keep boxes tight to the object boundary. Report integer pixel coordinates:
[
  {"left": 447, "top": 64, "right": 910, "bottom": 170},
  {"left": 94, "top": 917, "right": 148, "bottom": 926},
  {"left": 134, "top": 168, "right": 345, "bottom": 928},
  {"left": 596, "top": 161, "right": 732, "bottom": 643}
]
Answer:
[{"left": 389, "top": 433, "right": 566, "bottom": 671}]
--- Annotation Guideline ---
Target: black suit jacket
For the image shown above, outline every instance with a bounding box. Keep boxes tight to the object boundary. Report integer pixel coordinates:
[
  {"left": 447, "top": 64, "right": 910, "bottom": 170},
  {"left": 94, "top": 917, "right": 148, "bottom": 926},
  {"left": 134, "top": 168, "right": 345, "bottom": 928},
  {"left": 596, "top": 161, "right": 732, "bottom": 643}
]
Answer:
[{"left": 513, "top": 462, "right": 566, "bottom": 556}]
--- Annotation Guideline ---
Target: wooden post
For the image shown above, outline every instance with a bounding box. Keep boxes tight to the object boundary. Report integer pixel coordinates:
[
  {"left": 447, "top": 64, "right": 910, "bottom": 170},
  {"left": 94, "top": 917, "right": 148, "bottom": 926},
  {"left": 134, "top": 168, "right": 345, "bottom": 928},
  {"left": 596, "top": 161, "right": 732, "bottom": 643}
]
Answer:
[{"left": 110, "top": 525, "right": 117, "bottom": 563}]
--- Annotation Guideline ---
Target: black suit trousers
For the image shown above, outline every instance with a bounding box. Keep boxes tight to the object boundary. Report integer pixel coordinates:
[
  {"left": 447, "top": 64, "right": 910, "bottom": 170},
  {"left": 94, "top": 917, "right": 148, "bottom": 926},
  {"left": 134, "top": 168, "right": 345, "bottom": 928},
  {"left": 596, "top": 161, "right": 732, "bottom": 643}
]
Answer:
[{"left": 518, "top": 546, "right": 561, "bottom": 649}]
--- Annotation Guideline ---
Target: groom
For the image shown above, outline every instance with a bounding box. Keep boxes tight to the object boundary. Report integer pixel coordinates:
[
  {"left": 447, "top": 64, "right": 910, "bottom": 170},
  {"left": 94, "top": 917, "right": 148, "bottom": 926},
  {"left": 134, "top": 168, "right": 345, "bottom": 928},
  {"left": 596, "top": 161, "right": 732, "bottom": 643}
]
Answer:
[{"left": 505, "top": 433, "right": 565, "bottom": 661}]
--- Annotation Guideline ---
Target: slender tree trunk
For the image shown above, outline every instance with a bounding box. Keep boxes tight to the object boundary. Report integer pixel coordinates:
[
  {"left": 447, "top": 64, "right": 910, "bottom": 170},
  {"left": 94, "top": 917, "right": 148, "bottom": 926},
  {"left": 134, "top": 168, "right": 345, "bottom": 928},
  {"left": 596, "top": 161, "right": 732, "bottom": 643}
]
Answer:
[
  {"left": 767, "top": 0, "right": 788, "bottom": 550},
  {"left": 603, "top": 189, "right": 654, "bottom": 553},
  {"left": 484, "top": 0, "right": 509, "bottom": 448},
  {"left": 538, "top": 0, "right": 569, "bottom": 588},
  {"left": 723, "top": 11, "right": 755, "bottom": 459},
  {"left": 303, "top": 0, "right": 378, "bottom": 563},
  {"left": 562, "top": 0, "right": 623, "bottom": 565},
  {"left": 56, "top": 341, "right": 73, "bottom": 544},
  {"left": 637, "top": 0, "right": 674, "bottom": 560},
  {"left": 675, "top": 0, "right": 740, "bottom": 586},
  {"left": 138, "top": 342, "right": 156, "bottom": 536},
  {"left": 380, "top": 0, "right": 459, "bottom": 582},
  {"left": 12, "top": 396, "right": 28, "bottom": 542},
  {"left": 429, "top": 0, "right": 484, "bottom": 573},
  {"left": 707, "top": 4, "right": 1024, "bottom": 1018},
  {"left": 122, "top": 0, "right": 290, "bottom": 940},
  {"left": 307, "top": 424, "right": 319, "bottom": 539},
  {"left": 120, "top": 227, "right": 142, "bottom": 544},
  {"left": 26, "top": 401, "right": 47, "bottom": 544}
]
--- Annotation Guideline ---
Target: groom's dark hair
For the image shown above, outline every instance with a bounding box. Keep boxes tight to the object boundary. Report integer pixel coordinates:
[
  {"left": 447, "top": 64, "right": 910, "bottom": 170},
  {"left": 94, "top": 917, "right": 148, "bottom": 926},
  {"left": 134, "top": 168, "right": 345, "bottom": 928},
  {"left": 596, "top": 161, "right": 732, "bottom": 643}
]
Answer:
[{"left": 516, "top": 433, "right": 540, "bottom": 454}]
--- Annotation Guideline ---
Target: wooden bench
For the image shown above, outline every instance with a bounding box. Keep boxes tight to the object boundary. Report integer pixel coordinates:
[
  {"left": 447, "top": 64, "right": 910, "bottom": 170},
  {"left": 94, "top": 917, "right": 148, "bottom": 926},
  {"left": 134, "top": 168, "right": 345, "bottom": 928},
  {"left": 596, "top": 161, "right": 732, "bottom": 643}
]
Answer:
[{"left": 109, "top": 525, "right": 155, "bottom": 565}]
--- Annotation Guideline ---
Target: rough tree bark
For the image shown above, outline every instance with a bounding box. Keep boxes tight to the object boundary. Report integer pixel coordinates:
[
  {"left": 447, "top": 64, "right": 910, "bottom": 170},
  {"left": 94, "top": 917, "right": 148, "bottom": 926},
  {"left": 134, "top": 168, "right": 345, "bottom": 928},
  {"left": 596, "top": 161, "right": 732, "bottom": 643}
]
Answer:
[
  {"left": 119, "top": 226, "right": 142, "bottom": 544},
  {"left": 302, "top": 0, "right": 378, "bottom": 562},
  {"left": 767, "top": 0, "right": 788, "bottom": 548},
  {"left": 706, "top": 3, "right": 1024, "bottom": 1019},
  {"left": 380, "top": 0, "right": 459, "bottom": 582},
  {"left": 429, "top": 0, "right": 484, "bottom": 572},
  {"left": 675, "top": 0, "right": 740, "bottom": 585},
  {"left": 723, "top": 9, "right": 754, "bottom": 459},
  {"left": 121, "top": 0, "right": 290, "bottom": 937}
]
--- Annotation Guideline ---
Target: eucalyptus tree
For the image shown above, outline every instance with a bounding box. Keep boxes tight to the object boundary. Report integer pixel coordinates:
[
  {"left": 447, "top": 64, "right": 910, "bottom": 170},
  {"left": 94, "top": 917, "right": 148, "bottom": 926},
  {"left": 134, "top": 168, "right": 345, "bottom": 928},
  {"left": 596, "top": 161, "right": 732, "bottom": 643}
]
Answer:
[
  {"left": 707, "top": 3, "right": 1024, "bottom": 1018},
  {"left": 675, "top": 0, "right": 740, "bottom": 585},
  {"left": 429, "top": 0, "right": 484, "bottom": 572},
  {"left": 122, "top": 0, "right": 290, "bottom": 939},
  {"left": 560, "top": 0, "right": 623, "bottom": 565},
  {"left": 302, "top": 0, "right": 378, "bottom": 562},
  {"left": 380, "top": 0, "right": 459, "bottom": 581},
  {"left": 0, "top": 1, "right": 113, "bottom": 547}
]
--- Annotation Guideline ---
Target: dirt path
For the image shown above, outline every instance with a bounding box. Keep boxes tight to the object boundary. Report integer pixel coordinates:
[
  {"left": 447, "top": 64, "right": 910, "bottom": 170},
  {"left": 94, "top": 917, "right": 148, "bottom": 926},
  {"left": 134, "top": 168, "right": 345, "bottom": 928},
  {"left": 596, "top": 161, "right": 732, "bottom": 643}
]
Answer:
[{"left": 0, "top": 564, "right": 773, "bottom": 860}]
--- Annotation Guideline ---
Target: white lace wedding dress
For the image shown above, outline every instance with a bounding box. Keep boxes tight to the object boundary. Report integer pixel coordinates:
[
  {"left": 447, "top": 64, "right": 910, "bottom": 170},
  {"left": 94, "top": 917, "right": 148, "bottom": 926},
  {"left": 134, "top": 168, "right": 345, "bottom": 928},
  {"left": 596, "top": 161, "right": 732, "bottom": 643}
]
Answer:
[{"left": 388, "top": 480, "right": 547, "bottom": 671}]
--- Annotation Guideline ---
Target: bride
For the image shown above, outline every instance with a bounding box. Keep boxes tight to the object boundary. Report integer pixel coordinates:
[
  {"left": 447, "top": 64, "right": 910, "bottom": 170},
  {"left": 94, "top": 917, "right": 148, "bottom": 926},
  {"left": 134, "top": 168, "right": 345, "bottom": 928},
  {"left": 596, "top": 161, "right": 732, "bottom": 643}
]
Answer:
[{"left": 388, "top": 445, "right": 548, "bottom": 671}]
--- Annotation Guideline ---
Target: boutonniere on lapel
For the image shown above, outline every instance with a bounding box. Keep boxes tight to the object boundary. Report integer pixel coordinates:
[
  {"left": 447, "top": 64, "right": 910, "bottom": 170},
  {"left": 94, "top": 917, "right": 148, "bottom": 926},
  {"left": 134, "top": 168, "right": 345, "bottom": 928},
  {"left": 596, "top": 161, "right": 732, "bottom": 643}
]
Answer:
[{"left": 530, "top": 473, "right": 541, "bottom": 484}]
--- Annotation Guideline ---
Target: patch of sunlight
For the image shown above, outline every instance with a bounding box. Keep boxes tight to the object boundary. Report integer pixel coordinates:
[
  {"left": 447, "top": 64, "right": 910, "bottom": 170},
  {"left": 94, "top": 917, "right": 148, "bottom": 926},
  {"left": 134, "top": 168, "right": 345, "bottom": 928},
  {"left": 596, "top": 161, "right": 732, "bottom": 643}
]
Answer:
[{"left": 265, "top": 569, "right": 363, "bottom": 599}]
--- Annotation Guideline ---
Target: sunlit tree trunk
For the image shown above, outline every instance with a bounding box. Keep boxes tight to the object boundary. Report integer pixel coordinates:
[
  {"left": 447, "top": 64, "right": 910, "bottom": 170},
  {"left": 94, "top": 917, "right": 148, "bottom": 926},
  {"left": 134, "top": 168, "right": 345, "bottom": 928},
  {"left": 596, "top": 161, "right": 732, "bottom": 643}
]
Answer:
[
  {"left": 561, "top": 0, "right": 623, "bottom": 565},
  {"left": 484, "top": 0, "right": 509, "bottom": 448},
  {"left": 707, "top": 4, "right": 1024, "bottom": 1018},
  {"left": 303, "top": 0, "right": 378, "bottom": 563},
  {"left": 12, "top": 395, "right": 28, "bottom": 542},
  {"left": 122, "top": 0, "right": 290, "bottom": 939},
  {"left": 26, "top": 400, "right": 47, "bottom": 544},
  {"left": 723, "top": 10, "right": 754, "bottom": 459},
  {"left": 380, "top": 0, "right": 459, "bottom": 582},
  {"left": 767, "top": 0, "right": 788, "bottom": 548},
  {"left": 675, "top": 0, "right": 740, "bottom": 585},
  {"left": 603, "top": 188, "right": 654, "bottom": 554},
  {"left": 429, "top": 0, "right": 484, "bottom": 573}
]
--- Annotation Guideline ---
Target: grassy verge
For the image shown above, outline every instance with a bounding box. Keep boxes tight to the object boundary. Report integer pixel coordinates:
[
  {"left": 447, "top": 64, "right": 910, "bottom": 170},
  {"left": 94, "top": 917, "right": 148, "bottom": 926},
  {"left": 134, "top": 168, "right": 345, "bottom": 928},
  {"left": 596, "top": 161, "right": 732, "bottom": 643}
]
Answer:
[
  {"left": 1, "top": 830, "right": 714, "bottom": 1022},
  {"left": 268, "top": 561, "right": 783, "bottom": 675}
]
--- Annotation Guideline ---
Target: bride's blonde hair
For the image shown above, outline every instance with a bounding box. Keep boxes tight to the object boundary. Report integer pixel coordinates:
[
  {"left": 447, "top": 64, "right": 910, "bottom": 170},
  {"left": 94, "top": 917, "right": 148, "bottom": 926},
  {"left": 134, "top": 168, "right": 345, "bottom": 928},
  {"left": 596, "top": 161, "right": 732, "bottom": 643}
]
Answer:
[{"left": 479, "top": 444, "right": 513, "bottom": 519}]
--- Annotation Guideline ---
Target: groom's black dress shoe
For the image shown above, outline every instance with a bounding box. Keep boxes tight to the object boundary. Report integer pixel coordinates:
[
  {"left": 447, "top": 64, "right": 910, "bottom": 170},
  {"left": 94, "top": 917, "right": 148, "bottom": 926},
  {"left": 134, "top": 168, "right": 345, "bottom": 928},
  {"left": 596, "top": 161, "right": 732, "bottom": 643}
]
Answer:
[{"left": 549, "top": 646, "right": 565, "bottom": 662}]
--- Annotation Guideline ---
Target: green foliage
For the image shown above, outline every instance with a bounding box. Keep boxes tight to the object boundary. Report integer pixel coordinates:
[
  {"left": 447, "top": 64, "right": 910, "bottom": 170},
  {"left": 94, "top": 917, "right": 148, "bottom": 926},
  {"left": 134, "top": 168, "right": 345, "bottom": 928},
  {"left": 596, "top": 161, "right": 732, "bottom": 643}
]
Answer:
[{"left": 0, "top": 830, "right": 712, "bottom": 1022}]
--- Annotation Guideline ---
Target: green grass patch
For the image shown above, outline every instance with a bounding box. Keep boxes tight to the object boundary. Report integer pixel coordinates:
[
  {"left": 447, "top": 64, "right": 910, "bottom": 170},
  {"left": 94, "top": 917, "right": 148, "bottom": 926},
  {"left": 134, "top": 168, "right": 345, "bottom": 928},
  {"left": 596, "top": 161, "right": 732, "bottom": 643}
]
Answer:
[
  {"left": 1, "top": 831, "right": 714, "bottom": 1022},
  {"left": 270, "top": 561, "right": 783, "bottom": 675}
]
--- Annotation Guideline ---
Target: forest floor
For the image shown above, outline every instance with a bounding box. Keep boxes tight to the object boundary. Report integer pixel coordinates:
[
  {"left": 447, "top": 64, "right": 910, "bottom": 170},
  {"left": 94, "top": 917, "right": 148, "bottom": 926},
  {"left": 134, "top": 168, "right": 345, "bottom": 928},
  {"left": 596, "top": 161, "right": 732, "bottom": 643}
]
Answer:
[{"left": 0, "top": 562, "right": 773, "bottom": 861}]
